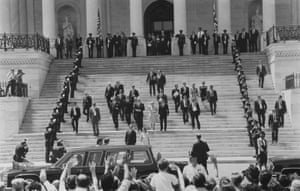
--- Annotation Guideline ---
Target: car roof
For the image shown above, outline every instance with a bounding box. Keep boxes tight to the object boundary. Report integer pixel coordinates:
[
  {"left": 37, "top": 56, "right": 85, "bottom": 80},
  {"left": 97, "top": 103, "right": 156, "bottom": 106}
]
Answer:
[{"left": 68, "top": 145, "right": 152, "bottom": 153}]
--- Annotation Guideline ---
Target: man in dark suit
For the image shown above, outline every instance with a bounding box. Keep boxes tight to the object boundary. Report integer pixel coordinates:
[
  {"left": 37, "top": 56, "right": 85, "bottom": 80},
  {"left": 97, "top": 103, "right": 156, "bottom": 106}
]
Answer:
[
  {"left": 89, "top": 103, "right": 101, "bottom": 136},
  {"left": 199, "top": 81, "right": 208, "bottom": 102},
  {"left": 70, "top": 102, "right": 81, "bottom": 134},
  {"left": 207, "top": 85, "right": 218, "bottom": 115},
  {"left": 82, "top": 93, "right": 92, "bottom": 122},
  {"left": 96, "top": 34, "right": 104, "bottom": 58},
  {"left": 172, "top": 84, "right": 180, "bottom": 113},
  {"left": 113, "top": 34, "right": 122, "bottom": 57},
  {"left": 158, "top": 101, "right": 169, "bottom": 131},
  {"left": 124, "top": 96, "right": 132, "bottom": 125},
  {"left": 190, "top": 32, "right": 198, "bottom": 55},
  {"left": 197, "top": 27, "right": 204, "bottom": 54},
  {"left": 55, "top": 35, "right": 64, "bottom": 59},
  {"left": 212, "top": 30, "right": 220, "bottom": 55},
  {"left": 69, "top": 72, "right": 77, "bottom": 98},
  {"left": 146, "top": 68, "right": 157, "bottom": 96},
  {"left": 222, "top": 29, "right": 230, "bottom": 54},
  {"left": 269, "top": 110, "right": 280, "bottom": 143},
  {"left": 254, "top": 96, "right": 268, "bottom": 128},
  {"left": 157, "top": 92, "right": 168, "bottom": 106},
  {"left": 66, "top": 36, "right": 73, "bottom": 59},
  {"left": 114, "top": 81, "right": 124, "bottom": 96},
  {"left": 189, "top": 99, "right": 201, "bottom": 129},
  {"left": 133, "top": 98, "right": 144, "bottom": 131},
  {"left": 177, "top": 30, "right": 185, "bottom": 56},
  {"left": 256, "top": 61, "right": 267, "bottom": 88},
  {"left": 249, "top": 28, "right": 259, "bottom": 52},
  {"left": 118, "top": 90, "right": 126, "bottom": 121},
  {"left": 125, "top": 124, "right": 136, "bottom": 145},
  {"left": 275, "top": 95, "right": 287, "bottom": 127},
  {"left": 86, "top": 33, "right": 95, "bottom": 58},
  {"left": 111, "top": 97, "right": 120, "bottom": 130},
  {"left": 44, "top": 128, "right": 55, "bottom": 162},
  {"left": 157, "top": 70, "right": 166, "bottom": 94},
  {"left": 129, "top": 85, "right": 139, "bottom": 106},
  {"left": 191, "top": 134, "right": 210, "bottom": 171},
  {"left": 239, "top": 28, "right": 249, "bottom": 52},
  {"left": 181, "top": 82, "right": 190, "bottom": 99},
  {"left": 106, "top": 33, "right": 114, "bottom": 58},
  {"left": 181, "top": 95, "right": 190, "bottom": 124},
  {"left": 202, "top": 30, "right": 210, "bottom": 55},
  {"left": 105, "top": 83, "right": 115, "bottom": 113},
  {"left": 130, "top": 32, "right": 138, "bottom": 57}
]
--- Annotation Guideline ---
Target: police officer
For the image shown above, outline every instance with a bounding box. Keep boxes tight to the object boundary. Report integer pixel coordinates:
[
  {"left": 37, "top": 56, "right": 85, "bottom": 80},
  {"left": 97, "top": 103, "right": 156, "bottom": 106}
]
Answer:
[{"left": 86, "top": 33, "right": 95, "bottom": 58}]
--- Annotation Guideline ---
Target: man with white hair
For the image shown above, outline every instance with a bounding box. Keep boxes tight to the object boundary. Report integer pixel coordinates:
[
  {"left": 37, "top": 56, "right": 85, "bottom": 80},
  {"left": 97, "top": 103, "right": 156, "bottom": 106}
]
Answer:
[
  {"left": 291, "top": 179, "right": 300, "bottom": 191},
  {"left": 133, "top": 97, "right": 145, "bottom": 131},
  {"left": 6, "top": 68, "right": 16, "bottom": 96}
]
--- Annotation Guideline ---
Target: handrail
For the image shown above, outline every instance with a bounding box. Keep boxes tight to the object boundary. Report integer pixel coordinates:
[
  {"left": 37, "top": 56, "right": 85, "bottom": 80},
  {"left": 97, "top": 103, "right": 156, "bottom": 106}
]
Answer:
[
  {"left": 0, "top": 33, "right": 50, "bottom": 54},
  {"left": 284, "top": 73, "right": 300, "bottom": 90},
  {"left": 266, "top": 25, "right": 300, "bottom": 46}
]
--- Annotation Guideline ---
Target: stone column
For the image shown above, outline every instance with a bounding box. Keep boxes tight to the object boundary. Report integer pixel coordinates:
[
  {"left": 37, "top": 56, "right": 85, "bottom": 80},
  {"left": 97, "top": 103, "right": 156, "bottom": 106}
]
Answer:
[
  {"left": 19, "top": 0, "right": 28, "bottom": 34},
  {"left": 0, "top": 0, "right": 11, "bottom": 33},
  {"left": 86, "top": 0, "right": 99, "bottom": 36},
  {"left": 217, "top": 0, "right": 231, "bottom": 53},
  {"left": 129, "top": 0, "right": 143, "bottom": 36},
  {"left": 42, "top": 0, "right": 56, "bottom": 56},
  {"left": 27, "top": 0, "right": 35, "bottom": 34},
  {"left": 10, "top": 0, "right": 20, "bottom": 33},
  {"left": 217, "top": 0, "right": 231, "bottom": 33},
  {"left": 86, "top": 0, "right": 100, "bottom": 58},
  {"left": 262, "top": 0, "right": 275, "bottom": 49},
  {"left": 128, "top": 0, "right": 146, "bottom": 56},
  {"left": 174, "top": 0, "right": 187, "bottom": 34},
  {"left": 172, "top": 0, "right": 190, "bottom": 55}
]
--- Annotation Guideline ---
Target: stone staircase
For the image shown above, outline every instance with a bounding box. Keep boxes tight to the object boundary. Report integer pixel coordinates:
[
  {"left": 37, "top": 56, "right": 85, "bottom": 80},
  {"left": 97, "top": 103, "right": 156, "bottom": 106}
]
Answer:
[{"left": 1, "top": 54, "right": 299, "bottom": 163}]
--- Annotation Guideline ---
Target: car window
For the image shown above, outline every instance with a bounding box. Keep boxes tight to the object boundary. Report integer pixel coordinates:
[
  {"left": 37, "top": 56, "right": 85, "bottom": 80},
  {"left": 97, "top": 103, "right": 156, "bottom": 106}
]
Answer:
[
  {"left": 60, "top": 152, "right": 85, "bottom": 167},
  {"left": 105, "top": 150, "right": 151, "bottom": 165},
  {"left": 130, "top": 150, "right": 151, "bottom": 164},
  {"left": 87, "top": 152, "right": 103, "bottom": 166}
]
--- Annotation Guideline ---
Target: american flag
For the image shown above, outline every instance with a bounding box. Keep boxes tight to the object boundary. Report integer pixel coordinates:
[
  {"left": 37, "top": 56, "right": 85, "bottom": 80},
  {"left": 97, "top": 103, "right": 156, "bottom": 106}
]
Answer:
[
  {"left": 97, "top": 8, "right": 102, "bottom": 36},
  {"left": 213, "top": 0, "right": 218, "bottom": 32}
]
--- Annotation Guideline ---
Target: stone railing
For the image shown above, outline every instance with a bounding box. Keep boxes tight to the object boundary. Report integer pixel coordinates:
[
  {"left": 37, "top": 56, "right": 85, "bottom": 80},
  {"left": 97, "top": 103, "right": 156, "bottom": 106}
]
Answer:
[
  {"left": 0, "top": 33, "right": 50, "bottom": 53},
  {"left": 267, "top": 25, "right": 300, "bottom": 45},
  {"left": 283, "top": 73, "right": 300, "bottom": 90}
]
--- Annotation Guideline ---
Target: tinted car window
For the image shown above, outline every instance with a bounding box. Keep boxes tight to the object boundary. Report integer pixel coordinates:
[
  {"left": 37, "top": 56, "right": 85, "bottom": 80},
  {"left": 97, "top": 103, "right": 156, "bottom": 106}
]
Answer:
[
  {"left": 87, "top": 152, "right": 103, "bottom": 166},
  {"left": 130, "top": 150, "right": 151, "bottom": 165},
  {"left": 60, "top": 152, "right": 85, "bottom": 167},
  {"left": 105, "top": 150, "right": 151, "bottom": 165}
]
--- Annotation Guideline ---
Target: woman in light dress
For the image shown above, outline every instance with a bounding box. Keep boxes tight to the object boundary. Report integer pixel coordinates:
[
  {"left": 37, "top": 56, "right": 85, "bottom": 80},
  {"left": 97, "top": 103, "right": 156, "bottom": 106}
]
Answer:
[
  {"left": 191, "top": 83, "right": 199, "bottom": 100},
  {"left": 148, "top": 101, "right": 158, "bottom": 130},
  {"left": 140, "top": 128, "right": 150, "bottom": 145}
]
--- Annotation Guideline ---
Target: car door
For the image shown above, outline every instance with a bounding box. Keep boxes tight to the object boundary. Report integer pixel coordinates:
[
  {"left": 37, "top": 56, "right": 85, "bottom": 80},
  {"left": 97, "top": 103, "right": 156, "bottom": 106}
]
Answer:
[
  {"left": 86, "top": 150, "right": 104, "bottom": 178},
  {"left": 55, "top": 152, "right": 89, "bottom": 175}
]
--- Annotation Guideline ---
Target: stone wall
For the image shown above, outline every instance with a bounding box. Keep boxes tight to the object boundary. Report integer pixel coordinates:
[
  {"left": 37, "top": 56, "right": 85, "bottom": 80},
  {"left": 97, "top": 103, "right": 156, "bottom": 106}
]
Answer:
[
  {"left": 0, "top": 97, "right": 29, "bottom": 141},
  {"left": 265, "top": 42, "right": 300, "bottom": 92},
  {"left": 0, "top": 50, "right": 53, "bottom": 98}
]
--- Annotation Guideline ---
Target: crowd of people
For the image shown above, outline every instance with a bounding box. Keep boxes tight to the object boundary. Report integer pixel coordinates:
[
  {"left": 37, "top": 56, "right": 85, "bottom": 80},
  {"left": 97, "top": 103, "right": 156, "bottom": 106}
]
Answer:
[
  {"left": 7, "top": 132, "right": 300, "bottom": 191},
  {"left": 232, "top": 43, "right": 287, "bottom": 170},
  {"left": 54, "top": 26, "right": 261, "bottom": 59},
  {"left": 2, "top": 68, "right": 27, "bottom": 97}
]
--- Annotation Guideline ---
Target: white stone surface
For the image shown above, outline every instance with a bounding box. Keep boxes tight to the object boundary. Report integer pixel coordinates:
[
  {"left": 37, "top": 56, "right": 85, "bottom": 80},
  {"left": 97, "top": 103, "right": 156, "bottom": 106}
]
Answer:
[
  {"left": 0, "top": 97, "right": 29, "bottom": 141},
  {"left": 174, "top": 0, "right": 187, "bottom": 34},
  {"left": 129, "top": 0, "right": 144, "bottom": 36},
  {"left": 0, "top": 50, "right": 53, "bottom": 98},
  {"left": 126, "top": 37, "right": 147, "bottom": 57},
  {"left": 283, "top": 89, "right": 300, "bottom": 128},
  {"left": 266, "top": 42, "right": 300, "bottom": 92},
  {"left": 42, "top": 0, "right": 56, "bottom": 56}
]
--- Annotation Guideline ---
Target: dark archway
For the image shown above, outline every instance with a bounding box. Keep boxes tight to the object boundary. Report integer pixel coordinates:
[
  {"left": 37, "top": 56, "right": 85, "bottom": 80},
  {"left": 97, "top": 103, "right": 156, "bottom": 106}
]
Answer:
[{"left": 144, "top": 0, "right": 174, "bottom": 37}]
